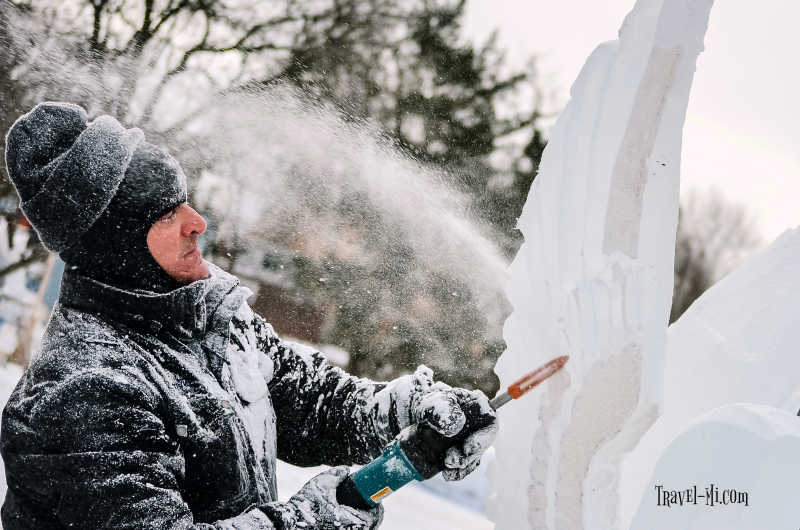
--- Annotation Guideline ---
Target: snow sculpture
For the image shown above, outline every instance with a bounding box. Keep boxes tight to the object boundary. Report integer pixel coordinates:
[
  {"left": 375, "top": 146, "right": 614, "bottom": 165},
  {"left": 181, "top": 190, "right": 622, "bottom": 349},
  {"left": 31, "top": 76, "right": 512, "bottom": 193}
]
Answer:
[
  {"left": 622, "top": 228, "right": 800, "bottom": 525},
  {"left": 490, "top": 0, "right": 713, "bottom": 528},
  {"left": 630, "top": 403, "right": 800, "bottom": 529}
]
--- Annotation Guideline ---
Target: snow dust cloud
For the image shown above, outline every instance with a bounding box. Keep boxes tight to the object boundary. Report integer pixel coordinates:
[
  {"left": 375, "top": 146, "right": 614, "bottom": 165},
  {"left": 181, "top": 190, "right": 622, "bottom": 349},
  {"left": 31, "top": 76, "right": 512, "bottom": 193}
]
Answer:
[
  {"left": 188, "top": 87, "right": 512, "bottom": 380},
  {"left": 1, "top": 1, "right": 511, "bottom": 386}
]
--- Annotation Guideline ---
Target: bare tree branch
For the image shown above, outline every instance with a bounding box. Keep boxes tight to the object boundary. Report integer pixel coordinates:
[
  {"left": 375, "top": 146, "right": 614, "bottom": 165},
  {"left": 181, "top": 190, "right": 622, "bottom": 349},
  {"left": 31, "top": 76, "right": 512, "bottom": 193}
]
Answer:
[
  {"left": 150, "top": 0, "right": 189, "bottom": 36},
  {"left": 90, "top": 0, "right": 108, "bottom": 51},
  {"left": 0, "top": 245, "right": 47, "bottom": 280}
]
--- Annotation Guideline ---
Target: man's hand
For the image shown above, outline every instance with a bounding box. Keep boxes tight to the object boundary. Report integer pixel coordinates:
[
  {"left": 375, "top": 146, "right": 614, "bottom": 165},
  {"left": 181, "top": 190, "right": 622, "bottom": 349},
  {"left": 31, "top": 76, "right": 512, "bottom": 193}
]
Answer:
[
  {"left": 435, "top": 387, "right": 498, "bottom": 481},
  {"left": 263, "top": 466, "right": 384, "bottom": 530},
  {"left": 372, "top": 365, "right": 498, "bottom": 481}
]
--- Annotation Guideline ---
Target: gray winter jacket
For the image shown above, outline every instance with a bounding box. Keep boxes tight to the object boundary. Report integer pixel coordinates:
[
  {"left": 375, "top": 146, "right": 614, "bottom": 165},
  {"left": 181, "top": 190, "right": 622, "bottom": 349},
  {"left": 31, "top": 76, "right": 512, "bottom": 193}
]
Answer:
[{"left": 1, "top": 263, "right": 392, "bottom": 529}]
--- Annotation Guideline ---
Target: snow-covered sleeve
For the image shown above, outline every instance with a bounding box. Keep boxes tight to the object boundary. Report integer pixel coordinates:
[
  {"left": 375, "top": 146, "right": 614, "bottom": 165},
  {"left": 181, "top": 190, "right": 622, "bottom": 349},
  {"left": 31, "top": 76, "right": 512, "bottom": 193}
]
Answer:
[
  {"left": 1, "top": 366, "right": 277, "bottom": 530},
  {"left": 252, "top": 314, "right": 392, "bottom": 466}
]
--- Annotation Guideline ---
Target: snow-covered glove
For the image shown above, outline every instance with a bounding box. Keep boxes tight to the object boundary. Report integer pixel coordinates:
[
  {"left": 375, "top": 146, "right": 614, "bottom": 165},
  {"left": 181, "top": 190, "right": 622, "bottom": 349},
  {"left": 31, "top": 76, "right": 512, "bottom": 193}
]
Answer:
[
  {"left": 261, "top": 466, "right": 384, "bottom": 530},
  {"left": 438, "top": 386, "right": 498, "bottom": 481},
  {"left": 371, "top": 365, "right": 498, "bottom": 481}
]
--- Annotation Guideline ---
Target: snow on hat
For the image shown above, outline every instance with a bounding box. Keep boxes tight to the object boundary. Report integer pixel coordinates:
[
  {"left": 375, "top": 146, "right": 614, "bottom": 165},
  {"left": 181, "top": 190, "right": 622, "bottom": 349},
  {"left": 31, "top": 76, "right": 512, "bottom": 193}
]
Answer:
[{"left": 4, "top": 101, "right": 144, "bottom": 252}]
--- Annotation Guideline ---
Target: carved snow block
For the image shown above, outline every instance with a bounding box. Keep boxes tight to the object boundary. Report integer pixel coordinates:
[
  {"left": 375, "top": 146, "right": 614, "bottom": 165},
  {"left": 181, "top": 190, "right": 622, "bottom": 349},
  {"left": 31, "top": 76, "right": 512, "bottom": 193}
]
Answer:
[{"left": 490, "top": 0, "right": 714, "bottom": 528}]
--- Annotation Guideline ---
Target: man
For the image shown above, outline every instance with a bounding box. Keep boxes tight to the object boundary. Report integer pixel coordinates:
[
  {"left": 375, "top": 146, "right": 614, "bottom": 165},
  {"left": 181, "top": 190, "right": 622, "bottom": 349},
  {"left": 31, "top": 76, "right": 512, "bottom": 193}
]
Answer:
[{"left": 0, "top": 102, "right": 498, "bottom": 529}]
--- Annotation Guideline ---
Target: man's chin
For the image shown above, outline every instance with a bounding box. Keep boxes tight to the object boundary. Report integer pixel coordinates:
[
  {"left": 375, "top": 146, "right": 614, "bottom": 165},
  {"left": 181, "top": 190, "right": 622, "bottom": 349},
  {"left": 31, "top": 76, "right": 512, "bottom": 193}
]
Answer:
[
  {"left": 198, "top": 261, "right": 211, "bottom": 279},
  {"left": 191, "top": 260, "right": 211, "bottom": 282},
  {"left": 175, "top": 260, "right": 211, "bottom": 284}
]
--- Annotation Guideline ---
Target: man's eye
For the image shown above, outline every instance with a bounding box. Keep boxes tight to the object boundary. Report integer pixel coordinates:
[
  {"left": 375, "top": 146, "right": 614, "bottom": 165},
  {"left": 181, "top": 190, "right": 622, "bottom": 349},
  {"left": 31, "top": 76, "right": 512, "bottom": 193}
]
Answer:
[{"left": 160, "top": 209, "right": 177, "bottom": 222}]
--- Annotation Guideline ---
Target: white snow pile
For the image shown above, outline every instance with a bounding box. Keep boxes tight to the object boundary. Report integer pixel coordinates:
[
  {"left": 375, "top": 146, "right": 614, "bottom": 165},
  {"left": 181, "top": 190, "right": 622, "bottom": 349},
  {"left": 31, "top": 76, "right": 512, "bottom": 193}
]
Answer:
[
  {"left": 630, "top": 403, "right": 800, "bottom": 529},
  {"left": 490, "top": 0, "right": 800, "bottom": 526},
  {"left": 490, "top": 0, "right": 713, "bottom": 528},
  {"left": 622, "top": 227, "right": 800, "bottom": 526}
]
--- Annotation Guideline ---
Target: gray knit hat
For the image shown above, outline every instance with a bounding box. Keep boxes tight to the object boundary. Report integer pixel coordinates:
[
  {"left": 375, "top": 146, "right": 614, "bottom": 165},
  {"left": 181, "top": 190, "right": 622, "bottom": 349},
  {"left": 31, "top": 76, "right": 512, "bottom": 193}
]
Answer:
[{"left": 4, "top": 101, "right": 144, "bottom": 252}]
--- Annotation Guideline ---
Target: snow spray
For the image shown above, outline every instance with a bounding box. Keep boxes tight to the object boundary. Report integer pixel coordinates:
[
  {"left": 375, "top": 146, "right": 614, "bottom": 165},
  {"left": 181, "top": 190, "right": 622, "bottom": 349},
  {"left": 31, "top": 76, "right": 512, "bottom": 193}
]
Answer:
[
  {"left": 336, "top": 356, "right": 569, "bottom": 510},
  {"left": 2, "top": 0, "right": 513, "bottom": 382}
]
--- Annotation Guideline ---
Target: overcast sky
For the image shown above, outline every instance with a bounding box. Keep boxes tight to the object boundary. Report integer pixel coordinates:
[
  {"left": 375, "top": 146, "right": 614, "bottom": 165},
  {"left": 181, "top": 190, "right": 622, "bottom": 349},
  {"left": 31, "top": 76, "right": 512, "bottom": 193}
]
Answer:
[{"left": 463, "top": 0, "right": 800, "bottom": 242}]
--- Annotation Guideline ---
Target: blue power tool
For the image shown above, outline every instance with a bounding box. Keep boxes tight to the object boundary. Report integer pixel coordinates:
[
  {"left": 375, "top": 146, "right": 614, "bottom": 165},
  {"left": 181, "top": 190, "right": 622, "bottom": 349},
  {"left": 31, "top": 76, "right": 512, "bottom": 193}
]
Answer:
[{"left": 336, "top": 355, "right": 569, "bottom": 509}]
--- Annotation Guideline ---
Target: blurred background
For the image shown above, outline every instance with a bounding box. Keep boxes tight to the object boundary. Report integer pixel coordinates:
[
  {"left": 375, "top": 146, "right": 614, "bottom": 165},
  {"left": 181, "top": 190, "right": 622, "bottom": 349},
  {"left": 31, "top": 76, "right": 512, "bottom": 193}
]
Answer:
[{"left": 0, "top": 0, "right": 774, "bottom": 395}]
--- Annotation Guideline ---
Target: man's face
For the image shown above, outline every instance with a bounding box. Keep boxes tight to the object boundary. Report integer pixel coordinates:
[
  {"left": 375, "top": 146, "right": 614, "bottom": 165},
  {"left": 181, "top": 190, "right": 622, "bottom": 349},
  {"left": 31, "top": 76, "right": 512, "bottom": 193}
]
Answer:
[{"left": 146, "top": 203, "right": 210, "bottom": 283}]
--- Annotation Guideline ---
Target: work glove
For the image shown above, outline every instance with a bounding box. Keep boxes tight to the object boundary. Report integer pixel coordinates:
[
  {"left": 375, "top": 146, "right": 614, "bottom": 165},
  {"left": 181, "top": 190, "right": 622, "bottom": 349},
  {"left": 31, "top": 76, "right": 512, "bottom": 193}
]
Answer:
[
  {"left": 371, "top": 365, "right": 498, "bottom": 481},
  {"left": 261, "top": 466, "right": 384, "bottom": 530}
]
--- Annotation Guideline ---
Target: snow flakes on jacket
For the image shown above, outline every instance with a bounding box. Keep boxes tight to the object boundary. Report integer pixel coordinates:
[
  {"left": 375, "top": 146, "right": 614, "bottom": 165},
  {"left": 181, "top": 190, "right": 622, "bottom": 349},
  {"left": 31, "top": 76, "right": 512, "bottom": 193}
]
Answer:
[{"left": 0, "top": 263, "right": 395, "bottom": 529}]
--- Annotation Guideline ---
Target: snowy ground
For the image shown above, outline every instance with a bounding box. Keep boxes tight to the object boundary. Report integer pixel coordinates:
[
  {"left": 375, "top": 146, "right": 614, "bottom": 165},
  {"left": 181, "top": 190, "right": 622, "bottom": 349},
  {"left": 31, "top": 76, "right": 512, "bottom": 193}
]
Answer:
[{"left": 277, "top": 461, "right": 492, "bottom": 530}]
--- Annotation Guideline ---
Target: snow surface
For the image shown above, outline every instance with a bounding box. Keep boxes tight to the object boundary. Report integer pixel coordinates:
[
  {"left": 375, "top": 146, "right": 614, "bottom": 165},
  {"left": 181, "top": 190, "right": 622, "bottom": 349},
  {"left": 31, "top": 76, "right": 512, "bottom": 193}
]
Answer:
[
  {"left": 227, "top": 301, "right": 276, "bottom": 463},
  {"left": 276, "top": 460, "right": 491, "bottom": 530},
  {"left": 490, "top": 0, "right": 713, "bottom": 528},
  {"left": 630, "top": 403, "right": 800, "bottom": 529},
  {"left": 621, "top": 227, "right": 800, "bottom": 526}
]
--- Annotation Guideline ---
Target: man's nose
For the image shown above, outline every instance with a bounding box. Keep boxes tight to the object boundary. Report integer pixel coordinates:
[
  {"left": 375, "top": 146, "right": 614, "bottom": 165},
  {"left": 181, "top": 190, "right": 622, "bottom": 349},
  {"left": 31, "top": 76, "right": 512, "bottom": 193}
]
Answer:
[{"left": 181, "top": 205, "right": 207, "bottom": 236}]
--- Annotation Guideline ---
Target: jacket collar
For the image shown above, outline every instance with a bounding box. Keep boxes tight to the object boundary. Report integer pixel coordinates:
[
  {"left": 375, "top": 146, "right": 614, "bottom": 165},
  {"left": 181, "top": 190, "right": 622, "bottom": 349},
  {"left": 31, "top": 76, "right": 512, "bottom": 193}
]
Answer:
[{"left": 59, "top": 262, "right": 241, "bottom": 341}]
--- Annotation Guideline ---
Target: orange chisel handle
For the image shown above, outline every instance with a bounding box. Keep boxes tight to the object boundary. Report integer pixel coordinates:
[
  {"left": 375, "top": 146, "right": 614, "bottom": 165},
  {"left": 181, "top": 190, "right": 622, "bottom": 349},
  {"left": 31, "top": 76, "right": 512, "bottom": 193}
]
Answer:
[{"left": 489, "top": 355, "right": 569, "bottom": 409}]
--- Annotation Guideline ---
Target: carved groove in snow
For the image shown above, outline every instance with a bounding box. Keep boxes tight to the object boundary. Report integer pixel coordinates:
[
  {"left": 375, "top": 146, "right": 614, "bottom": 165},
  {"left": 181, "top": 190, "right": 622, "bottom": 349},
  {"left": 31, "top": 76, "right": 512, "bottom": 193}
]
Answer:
[
  {"left": 603, "top": 47, "right": 679, "bottom": 258},
  {"left": 490, "top": 0, "right": 714, "bottom": 528}
]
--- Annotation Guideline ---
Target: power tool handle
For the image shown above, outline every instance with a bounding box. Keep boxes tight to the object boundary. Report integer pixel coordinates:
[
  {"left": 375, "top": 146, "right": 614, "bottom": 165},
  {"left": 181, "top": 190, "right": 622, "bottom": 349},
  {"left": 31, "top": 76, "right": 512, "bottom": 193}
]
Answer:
[
  {"left": 336, "top": 474, "right": 374, "bottom": 510},
  {"left": 400, "top": 398, "right": 494, "bottom": 478}
]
